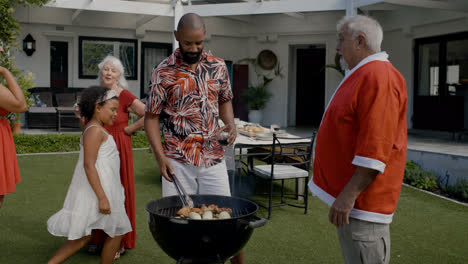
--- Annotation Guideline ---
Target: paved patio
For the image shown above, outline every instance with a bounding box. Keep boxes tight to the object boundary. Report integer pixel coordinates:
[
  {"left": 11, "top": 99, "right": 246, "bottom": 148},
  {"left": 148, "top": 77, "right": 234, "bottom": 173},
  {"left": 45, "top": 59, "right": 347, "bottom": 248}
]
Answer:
[
  {"left": 19, "top": 126, "right": 468, "bottom": 157},
  {"left": 285, "top": 126, "right": 468, "bottom": 157}
]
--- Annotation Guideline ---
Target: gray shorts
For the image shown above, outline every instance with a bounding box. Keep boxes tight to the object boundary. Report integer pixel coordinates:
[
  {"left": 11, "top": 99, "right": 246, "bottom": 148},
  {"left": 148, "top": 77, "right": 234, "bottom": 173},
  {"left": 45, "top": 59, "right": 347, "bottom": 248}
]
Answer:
[{"left": 337, "top": 217, "right": 390, "bottom": 264}]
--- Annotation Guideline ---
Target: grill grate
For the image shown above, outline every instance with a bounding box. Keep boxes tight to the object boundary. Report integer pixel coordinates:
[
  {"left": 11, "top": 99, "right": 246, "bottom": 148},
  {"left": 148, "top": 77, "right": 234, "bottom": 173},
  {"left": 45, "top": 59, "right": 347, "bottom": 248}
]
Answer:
[{"left": 158, "top": 206, "right": 251, "bottom": 218}]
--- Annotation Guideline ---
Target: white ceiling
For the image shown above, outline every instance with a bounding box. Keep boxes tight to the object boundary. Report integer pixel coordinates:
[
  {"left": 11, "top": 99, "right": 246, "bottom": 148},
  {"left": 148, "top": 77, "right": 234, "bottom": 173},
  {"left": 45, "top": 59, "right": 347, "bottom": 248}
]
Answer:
[
  {"left": 40, "top": 0, "right": 468, "bottom": 29},
  {"left": 45, "top": 0, "right": 468, "bottom": 17}
]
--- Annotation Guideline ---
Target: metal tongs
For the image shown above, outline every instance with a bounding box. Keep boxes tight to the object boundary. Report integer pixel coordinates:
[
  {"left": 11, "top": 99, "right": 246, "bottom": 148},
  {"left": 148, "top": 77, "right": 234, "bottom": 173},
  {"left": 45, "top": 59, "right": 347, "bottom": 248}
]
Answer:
[{"left": 168, "top": 173, "right": 194, "bottom": 208}]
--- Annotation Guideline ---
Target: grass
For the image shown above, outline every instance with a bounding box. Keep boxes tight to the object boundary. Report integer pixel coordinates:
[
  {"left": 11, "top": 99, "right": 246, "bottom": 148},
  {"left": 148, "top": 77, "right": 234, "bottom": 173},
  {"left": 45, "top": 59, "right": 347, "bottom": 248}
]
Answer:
[{"left": 0, "top": 150, "right": 467, "bottom": 263}]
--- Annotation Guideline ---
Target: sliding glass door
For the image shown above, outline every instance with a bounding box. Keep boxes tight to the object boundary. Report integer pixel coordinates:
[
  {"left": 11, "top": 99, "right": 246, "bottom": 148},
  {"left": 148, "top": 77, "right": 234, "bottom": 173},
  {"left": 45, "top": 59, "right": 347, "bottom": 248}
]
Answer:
[{"left": 414, "top": 32, "right": 468, "bottom": 130}]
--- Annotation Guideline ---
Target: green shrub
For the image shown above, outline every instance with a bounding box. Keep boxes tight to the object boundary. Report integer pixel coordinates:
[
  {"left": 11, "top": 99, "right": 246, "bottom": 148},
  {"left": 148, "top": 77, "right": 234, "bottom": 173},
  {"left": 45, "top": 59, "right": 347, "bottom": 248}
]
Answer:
[
  {"left": 131, "top": 131, "right": 150, "bottom": 148},
  {"left": 404, "top": 160, "right": 468, "bottom": 202},
  {"left": 404, "top": 160, "right": 421, "bottom": 184},
  {"left": 13, "top": 131, "right": 149, "bottom": 154},
  {"left": 447, "top": 178, "right": 468, "bottom": 203},
  {"left": 404, "top": 161, "right": 438, "bottom": 192},
  {"left": 13, "top": 133, "right": 81, "bottom": 153},
  {"left": 412, "top": 171, "right": 438, "bottom": 191}
]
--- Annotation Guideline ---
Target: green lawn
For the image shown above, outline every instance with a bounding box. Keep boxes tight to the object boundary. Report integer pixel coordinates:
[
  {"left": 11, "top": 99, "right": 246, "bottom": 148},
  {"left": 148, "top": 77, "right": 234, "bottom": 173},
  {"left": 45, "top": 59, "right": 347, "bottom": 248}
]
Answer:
[{"left": 0, "top": 150, "right": 467, "bottom": 263}]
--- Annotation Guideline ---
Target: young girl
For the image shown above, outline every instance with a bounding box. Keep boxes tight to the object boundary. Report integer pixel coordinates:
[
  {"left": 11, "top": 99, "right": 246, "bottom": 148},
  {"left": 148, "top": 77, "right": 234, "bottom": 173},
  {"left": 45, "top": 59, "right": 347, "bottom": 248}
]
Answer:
[{"left": 47, "top": 86, "right": 132, "bottom": 264}]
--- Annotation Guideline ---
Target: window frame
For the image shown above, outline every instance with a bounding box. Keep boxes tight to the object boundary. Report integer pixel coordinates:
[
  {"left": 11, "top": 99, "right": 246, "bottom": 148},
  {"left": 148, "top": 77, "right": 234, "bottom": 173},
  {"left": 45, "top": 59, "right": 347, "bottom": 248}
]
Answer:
[{"left": 78, "top": 36, "right": 138, "bottom": 80}]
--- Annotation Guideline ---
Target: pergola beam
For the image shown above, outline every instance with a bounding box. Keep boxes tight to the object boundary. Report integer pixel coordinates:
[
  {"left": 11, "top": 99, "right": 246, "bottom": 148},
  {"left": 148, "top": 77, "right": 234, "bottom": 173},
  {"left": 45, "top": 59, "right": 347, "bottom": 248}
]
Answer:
[
  {"left": 45, "top": 0, "right": 174, "bottom": 16},
  {"left": 71, "top": 9, "right": 83, "bottom": 23},
  {"left": 136, "top": 15, "right": 159, "bottom": 29},
  {"left": 359, "top": 3, "right": 397, "bottom": 11},
  {"left": 44, "top": 0, "right": 468, "bottom": 18},
  {"left": 353, "top": 0, "right": 385, "bottom": 8},
  {"left": 185, "top": 0, "right": 347, "bottom": 17},
  {"left": 218, "top": 15, "right": 252, "bottom": 24},
  {"left": 383, "top": 0, "right": 468, "bottom": 12},
  {"left": 283, "top": 12, "right": 305, "bottom": 20},
  {"left": 346, "top": 0, "right": 357, "bottom": 16}
]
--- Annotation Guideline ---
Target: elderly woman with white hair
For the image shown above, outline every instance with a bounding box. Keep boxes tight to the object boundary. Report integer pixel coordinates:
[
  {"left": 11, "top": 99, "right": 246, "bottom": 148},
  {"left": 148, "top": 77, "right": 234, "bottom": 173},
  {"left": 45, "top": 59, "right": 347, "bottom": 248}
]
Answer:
[{"left": 86, "top": 55, "right": 145, "bottom": 259}]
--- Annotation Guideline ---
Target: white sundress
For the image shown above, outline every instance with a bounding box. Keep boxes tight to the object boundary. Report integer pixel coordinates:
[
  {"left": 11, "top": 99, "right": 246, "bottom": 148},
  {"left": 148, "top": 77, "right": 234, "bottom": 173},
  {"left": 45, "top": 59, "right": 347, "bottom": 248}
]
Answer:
[{"left": 47, "top": 125, "right": 132, "bottom": 240}]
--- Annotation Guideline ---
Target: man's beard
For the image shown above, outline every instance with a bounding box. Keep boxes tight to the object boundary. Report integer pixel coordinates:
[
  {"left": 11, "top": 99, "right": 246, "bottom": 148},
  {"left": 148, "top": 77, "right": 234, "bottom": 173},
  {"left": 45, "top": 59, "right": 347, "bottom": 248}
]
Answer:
[
  {"left": 180, "top": 46, "right": 202, "bottom": 65},
  {"left": 339, "top": 55, "right": 349, "bottom": 72}
]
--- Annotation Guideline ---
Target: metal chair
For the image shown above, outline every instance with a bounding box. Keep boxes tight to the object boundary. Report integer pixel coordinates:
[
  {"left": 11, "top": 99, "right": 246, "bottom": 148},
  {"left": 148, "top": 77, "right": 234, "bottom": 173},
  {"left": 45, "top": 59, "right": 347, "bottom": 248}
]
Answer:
[{"left": 251, "top": 132, "right": 316, "bottom": 219}]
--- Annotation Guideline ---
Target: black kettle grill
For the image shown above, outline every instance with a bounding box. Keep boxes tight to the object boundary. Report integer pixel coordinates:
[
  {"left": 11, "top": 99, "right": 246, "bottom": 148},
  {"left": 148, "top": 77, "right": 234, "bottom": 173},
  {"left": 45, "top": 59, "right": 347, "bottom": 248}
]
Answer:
[{"left": 146, "top": 195, "right": 267, "bottom": 264}]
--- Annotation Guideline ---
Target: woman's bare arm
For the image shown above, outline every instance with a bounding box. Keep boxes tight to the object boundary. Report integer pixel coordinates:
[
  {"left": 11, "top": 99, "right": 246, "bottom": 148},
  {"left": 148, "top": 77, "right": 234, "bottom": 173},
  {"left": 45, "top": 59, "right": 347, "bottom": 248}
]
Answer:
[{"left": 0, "top": 66, "right": 27, "bottom": 113}]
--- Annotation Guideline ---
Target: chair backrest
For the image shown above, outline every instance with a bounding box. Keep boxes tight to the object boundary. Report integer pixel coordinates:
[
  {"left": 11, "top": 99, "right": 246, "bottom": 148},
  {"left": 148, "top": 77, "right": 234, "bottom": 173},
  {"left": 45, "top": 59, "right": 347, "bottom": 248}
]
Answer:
[
  {"left": 269, "top": 132, "right": 317, "bottom": 171},
  {"left": 34, "top": 91, "right": 54, "bottom": 107},
  {"left": 55, "top": 93, "right": 76, "bottom": 107}
]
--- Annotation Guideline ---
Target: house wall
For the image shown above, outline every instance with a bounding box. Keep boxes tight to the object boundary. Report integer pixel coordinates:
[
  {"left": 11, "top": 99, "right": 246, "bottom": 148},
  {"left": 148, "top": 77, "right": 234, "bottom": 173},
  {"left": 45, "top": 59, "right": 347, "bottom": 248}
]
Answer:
[
  {"left": 15, "top": 23, "right": 172, "bottom": 97},
  {"left": 233, "top": 9, "right": 468, "bottom": 128},
  {"left": 243, "top": 12, "right": 344, "bottom": 127},
  {"left": 378, "top": 8, "right": 468, "bottom": 129},
  {"left": 12, "top": 5, "right": 468, "bottom": 129},
  {"left": 13, "top": 7, "right": 250, "bottom": 99}
]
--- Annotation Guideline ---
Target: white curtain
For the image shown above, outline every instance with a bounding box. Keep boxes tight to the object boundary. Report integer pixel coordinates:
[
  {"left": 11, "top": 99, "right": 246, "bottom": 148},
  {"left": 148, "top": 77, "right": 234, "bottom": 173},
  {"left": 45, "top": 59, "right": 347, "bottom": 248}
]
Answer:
[
  {"left": 418, "top": 43, "right": 439, "bottom": 96},
  {"left": 144, "top": 47, "right": 168, "bottom": 96}
]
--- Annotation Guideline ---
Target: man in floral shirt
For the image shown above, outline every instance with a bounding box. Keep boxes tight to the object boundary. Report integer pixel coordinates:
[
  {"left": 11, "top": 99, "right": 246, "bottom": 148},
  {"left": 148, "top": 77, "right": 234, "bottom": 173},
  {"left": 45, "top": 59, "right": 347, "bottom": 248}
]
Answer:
[{"left": 144, "top": 13, "right": 242, "bottom": 263}]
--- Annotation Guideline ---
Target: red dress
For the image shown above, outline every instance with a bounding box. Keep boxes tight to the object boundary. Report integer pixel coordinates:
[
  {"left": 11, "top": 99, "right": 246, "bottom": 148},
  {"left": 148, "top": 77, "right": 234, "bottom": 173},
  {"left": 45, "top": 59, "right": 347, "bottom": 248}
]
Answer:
[
  {"left": 93, "top": 90, "right": 137, "bottom": 249},
  {"left": 0, "top": 107, "right": 21, "bottom": 195}
]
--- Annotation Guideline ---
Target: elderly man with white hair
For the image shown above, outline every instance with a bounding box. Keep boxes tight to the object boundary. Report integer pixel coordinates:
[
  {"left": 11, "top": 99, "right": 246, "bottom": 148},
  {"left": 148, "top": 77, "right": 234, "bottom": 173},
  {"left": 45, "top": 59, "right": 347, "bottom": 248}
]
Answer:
[{"left": 308, "top": 15, "right": 407, "bottom": 264}]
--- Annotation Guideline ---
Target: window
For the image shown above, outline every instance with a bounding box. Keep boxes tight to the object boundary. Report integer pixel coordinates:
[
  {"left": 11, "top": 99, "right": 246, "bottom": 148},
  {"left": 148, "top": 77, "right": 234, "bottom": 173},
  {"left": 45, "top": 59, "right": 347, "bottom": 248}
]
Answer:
[
  {"left": 78, "top": 36, "right": 138, "bottom": 80},
  {"left": 413, "top": 32, "right": 468, "bottom": 130}
]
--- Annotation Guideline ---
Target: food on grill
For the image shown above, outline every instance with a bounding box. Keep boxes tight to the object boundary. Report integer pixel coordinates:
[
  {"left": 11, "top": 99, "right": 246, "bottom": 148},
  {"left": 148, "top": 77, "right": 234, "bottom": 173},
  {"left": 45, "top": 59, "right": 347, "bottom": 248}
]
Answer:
[
  {"left": 188, "top": 212, "right": 202, "bottom": 220},
  {"left": 176, "top": 204, "right": 232, "bottom": 220},
  {"left": 176, "top": 206, "right": 191, "bottom": 217},
  {"left": 190, "top": 207, "right": 202, "bottom": 214},
  {"left": 218, "top": 211, "right": 231, "bottom": 219},
  {"left": 202, "top": 211, "right": 213, "bottom": 220}
]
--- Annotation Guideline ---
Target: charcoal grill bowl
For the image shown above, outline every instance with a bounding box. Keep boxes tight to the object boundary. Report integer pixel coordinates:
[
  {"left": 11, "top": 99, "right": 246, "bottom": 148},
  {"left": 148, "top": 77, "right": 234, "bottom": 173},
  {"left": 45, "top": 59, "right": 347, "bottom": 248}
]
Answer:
[{"left": 146, "top": 195, "right": 266, "bottom": 264}]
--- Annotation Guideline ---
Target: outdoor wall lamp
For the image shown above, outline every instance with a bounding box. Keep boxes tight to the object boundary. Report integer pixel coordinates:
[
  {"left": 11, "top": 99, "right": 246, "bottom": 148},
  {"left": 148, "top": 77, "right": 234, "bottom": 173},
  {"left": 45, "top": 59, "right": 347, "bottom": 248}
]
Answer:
[{"left": 23, "top": 34, "right": 36, "bottom": 56}]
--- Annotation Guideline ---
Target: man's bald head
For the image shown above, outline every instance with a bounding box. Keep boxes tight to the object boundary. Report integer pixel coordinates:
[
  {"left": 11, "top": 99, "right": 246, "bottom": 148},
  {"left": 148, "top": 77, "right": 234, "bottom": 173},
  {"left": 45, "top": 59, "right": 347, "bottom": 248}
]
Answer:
[
  {"left": 177, "top": 13, "right": 205, "bottom": 32},
  {"left": 174, "top": 13, "right": 206, "bottom": 65}
]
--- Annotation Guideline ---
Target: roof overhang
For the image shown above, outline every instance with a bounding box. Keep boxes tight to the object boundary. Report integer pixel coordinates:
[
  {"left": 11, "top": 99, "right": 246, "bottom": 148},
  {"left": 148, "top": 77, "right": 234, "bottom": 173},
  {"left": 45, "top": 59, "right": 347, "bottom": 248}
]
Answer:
[
  {"left": 44, "top": 0, "right": 468, "bottom": 17},
  {"left": 46, "top": 0, "right": 174, "bottom": 17},
  {"left": 45, "top": 0, "right": 353, "bottom": 17}
]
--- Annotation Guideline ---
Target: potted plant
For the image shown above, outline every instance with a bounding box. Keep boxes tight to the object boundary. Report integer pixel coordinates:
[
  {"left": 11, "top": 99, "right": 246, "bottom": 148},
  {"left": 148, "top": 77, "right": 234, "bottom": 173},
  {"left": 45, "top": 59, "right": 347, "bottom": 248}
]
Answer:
[
  {"left": 2, "top": 71, "right": 35, "bottom": 134},
  {"left": 241, "top": 77, "right": 273, "bottom": 124},
  {"left": 7, "top": 113, "right": 21, "bottom": 134},
  {"left": 324, "top": 52, "right": 345, "bottom": 76},
  {"left": 238, "top": 50, "right": 283, "bottom": 124}
]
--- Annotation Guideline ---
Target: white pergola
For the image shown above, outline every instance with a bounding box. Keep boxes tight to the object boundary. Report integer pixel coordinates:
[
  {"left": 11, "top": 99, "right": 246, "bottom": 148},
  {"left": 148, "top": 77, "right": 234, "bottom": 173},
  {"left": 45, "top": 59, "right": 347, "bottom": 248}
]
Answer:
[{"left": 44, "top": 0, "right": 468, "bottom": 50}]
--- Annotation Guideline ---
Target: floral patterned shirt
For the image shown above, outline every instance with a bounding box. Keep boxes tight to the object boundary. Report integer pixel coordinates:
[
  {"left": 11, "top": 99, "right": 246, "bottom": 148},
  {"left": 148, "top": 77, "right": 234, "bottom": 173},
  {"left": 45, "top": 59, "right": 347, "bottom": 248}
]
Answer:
[{"left": 146, "top": 49, "right": 233, "bottom": 167}]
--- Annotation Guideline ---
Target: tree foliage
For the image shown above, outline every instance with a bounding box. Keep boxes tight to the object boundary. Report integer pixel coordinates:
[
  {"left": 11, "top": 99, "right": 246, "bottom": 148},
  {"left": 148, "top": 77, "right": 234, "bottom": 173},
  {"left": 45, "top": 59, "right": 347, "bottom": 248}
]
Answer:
[{"left": 0, "top": 0, "right": 48, "bottom": 124}]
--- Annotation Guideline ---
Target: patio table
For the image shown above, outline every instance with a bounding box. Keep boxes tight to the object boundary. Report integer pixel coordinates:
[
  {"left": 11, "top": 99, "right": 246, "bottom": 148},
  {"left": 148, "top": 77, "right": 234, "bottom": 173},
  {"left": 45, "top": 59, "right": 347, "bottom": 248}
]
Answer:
[{"left": 226, "top": 130, "right": 311, "bottom": 197}]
